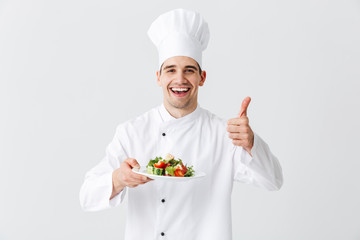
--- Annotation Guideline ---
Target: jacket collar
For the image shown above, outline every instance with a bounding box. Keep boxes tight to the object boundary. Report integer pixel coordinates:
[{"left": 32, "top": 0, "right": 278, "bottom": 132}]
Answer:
[
  {"left": 159, "top": 104, "right": 176, "bottom": 122},
  {"left": 158, "top": 103, "right": 202, "bottom": 126}
]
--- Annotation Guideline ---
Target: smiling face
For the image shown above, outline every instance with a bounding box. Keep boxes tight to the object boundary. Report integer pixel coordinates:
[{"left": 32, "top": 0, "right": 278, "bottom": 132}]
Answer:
[{"left": 157, "top": 56, "right": 206, "bottom": 118}]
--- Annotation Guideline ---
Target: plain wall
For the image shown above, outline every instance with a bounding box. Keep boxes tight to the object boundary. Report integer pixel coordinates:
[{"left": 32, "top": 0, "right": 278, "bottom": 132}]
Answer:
[{"left": 1, "top": 0, "right": 359, "bottom": 239}]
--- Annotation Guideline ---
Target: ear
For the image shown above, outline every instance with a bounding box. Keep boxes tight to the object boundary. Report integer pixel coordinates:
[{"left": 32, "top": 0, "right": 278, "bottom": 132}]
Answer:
[
  {"left": 156, "top": 71, "right": 161, "bottom": 87},
  {"left": 199, "top": 70, "right": 206, "bottom": 86}
]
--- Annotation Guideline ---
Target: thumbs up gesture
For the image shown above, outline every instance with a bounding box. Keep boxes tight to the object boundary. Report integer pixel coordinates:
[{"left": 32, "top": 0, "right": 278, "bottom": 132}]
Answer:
[{"left": 227, "top": 96, "right": 254, "bottom": 155}]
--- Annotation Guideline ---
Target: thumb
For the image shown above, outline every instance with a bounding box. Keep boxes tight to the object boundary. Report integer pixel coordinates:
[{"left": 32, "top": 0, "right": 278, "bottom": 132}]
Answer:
[
  {"left": 238, "top": 96, "right": 251, "bottom": 117},
  {"left": 126, "top": 158, "right": 140, "bottom": 169}
]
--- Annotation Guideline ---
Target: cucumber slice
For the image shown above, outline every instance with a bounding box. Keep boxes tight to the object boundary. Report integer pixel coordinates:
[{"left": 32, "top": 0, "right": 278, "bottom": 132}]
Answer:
[
  {"left": 147, "top": 166, "right": 154, "bottom": 174},
  {"left": 153, "top": 167, "right": 163, "bottom": 176}
]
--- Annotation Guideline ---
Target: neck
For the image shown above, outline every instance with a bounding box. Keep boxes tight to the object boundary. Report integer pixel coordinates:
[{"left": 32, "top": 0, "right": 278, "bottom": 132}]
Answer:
[{"left": 163, "top": 101, "right": 198, "bottom": 119}]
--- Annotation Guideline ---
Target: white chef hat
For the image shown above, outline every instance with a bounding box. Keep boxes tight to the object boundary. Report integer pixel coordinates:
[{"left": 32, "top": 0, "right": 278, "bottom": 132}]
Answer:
[{"left": 147, "top": 8, "right": 210, "bottom": 69}]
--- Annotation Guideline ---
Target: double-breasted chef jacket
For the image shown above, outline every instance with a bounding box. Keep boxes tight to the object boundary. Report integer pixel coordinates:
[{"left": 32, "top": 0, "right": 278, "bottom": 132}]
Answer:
[{"left": 80, "top": 104, "right": 283, "bottom": 240}]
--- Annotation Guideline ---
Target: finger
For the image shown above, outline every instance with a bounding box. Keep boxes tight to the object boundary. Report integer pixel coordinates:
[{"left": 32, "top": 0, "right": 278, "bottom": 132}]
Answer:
[
  {"left": 238, "top": 125, "right": 250, "bottom": 133},
  {"left": 129, "top": 170, "right": 149, "bottom": 181},
  {"left": 232, "top": 138, "right": 250, "bottom": 145},
  {"left": 127, "top": 183, "right": 139, "bottom": 188},
  {"left": 229, "top": 132, "right": 250, "bottom": 140},
  {"left": 227, "top": 118, "right": 242, "bottom": 125},
  {"left": 139, "top": 177, "right": 154, "bottom": 184},
  {"left": 232, "top": 139, "right": 243, "bottom": 146},
  {"left": 128, "top": 177, "right": 153, "bottom": 187},
  {"left": 228, "top": 117, "right": 249, "bottom": 126},
  {"left": 143, "top": 177, "right": 154, "bottom": 183},
  {"left": 228, "top": 133, "right": 241, "bottom": 140},
  {"left": 123, "top": 175, "right": 147, "bottom": 187},
  {"left": 226, "top": 125, "right": 241, "bottom": 133},
  {"left": 125, "top": 158, "right": 140, "bottom": 169},
  {"left": 130, "top": 169, "right": 155, "bottom": 182},
  {"left": 238, "top": 96, "right": 251, "bottom": 117},
  {"left": 121, "top": 165, "right": 147, "bottom": 181}
]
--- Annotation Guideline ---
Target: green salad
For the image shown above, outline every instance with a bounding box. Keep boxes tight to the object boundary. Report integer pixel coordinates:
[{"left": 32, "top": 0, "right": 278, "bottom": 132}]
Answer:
[{"left": 146, "top": 154, "right": 195, "bottom": 177}]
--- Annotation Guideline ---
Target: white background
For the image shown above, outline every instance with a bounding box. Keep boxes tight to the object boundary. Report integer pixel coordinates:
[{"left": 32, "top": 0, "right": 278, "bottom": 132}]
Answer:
[{"left": 1, "top": 0, "right": 360, "bottom": 239}]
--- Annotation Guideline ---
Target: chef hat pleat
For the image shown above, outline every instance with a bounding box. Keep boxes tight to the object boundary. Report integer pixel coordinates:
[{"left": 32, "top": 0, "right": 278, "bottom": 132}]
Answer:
[{"left": 148, "top": 9, "right": 210, "bottom": 69}]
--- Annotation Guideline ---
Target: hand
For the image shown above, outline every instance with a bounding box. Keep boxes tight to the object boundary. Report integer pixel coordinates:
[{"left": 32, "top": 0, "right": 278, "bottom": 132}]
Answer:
[
  {"left": 227, "top": 96, "right": 254, "bottom": 155},
  {"left": 110, "top": 158, "right": 153, "bottom": 199}
]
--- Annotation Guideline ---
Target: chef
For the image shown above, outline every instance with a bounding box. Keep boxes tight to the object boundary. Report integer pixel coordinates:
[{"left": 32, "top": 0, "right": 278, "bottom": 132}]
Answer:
[{"left": 80, "top": 9, "right": 283, "bottom": 240}]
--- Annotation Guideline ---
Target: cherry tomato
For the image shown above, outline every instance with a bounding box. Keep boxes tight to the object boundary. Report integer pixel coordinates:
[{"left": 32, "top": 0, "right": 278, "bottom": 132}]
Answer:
[
  {"left": 175, "top": 168, "right": 184, "bottom": 177},
  {"left": 154, "top": 161, "right": 165, "bottom": 169}
]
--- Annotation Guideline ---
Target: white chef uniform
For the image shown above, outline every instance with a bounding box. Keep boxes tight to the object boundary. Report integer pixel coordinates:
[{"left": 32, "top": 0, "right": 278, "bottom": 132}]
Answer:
[{"left": 79, "top": 104, "right": 283, "bottom": 240}]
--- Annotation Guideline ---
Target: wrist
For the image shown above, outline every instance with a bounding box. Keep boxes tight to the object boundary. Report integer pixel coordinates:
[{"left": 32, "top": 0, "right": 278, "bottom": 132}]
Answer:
[{"left": 110, "top": 169, "right": 125, "bottom": 199}]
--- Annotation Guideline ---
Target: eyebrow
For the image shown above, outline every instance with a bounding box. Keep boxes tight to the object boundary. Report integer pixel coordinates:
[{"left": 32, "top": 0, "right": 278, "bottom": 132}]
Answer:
[
  {"left": 185, "top": 65, "right": 198, "bottom": 71},
  {"left": 163, "top": 65, "right": 176, "bottom": 71},
  {"left": 162, "top": 65, "right": 198, "bottom": 71}
]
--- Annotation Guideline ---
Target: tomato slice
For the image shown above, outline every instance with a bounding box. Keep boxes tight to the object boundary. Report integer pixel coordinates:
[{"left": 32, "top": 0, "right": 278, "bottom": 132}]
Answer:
[
  {"left": 154, "top": 161, "right": 166, "bottom": 169},
  {"left": 175, "top": 168, "right": 184, "bottom": 177}
]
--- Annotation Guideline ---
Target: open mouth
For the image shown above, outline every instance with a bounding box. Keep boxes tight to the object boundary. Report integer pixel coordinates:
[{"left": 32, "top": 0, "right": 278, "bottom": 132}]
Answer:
[{"left": 170, "top": 87, "right": 190, "bottom": 97}]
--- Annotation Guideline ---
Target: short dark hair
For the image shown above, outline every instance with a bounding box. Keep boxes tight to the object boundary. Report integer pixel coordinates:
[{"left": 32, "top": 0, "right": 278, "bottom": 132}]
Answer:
[{"left": 159, "top": 62, "right": 202, "bottom": 75}]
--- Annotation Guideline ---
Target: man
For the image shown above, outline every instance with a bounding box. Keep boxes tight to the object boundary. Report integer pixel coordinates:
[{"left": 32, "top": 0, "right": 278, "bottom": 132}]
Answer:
[{"left": 80, "top": 9, "right": 283, "bottom": 240}]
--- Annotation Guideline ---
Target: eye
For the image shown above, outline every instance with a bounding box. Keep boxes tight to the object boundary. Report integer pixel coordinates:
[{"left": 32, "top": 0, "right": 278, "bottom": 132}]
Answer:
[
  {"left": 185, "top": 69, "right": 195, "bottom": 73},
  {"left": 167, "top": 69, "right": 175, "bottom": 73}
]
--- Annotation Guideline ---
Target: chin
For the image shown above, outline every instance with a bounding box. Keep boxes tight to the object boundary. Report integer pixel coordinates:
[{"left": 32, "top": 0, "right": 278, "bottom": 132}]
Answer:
[{"left": 168, "top": 99, "right": 192, "bottom": 109}]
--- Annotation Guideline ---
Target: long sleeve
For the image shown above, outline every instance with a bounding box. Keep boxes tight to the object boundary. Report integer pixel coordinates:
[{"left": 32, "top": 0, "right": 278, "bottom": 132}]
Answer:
[
  {"left": 79, "top": 126, "right": 128, "bottom": 211},
  {"left": 233, "top": 133, "right": 283, "bottom": 191}
]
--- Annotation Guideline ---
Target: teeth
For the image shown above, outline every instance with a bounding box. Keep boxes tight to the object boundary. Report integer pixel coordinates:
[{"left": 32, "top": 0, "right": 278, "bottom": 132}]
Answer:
[{"left": 171, "top": 88, "right": 189, "bottom": 92}]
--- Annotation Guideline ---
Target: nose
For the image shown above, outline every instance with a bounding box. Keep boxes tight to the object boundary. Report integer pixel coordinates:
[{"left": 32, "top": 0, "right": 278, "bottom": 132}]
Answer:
[{"left": 173, "top": 71, "right": 187, "bottom": 84}]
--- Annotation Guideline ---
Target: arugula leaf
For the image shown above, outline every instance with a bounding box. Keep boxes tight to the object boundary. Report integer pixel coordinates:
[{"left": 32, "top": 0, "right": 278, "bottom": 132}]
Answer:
[
  {"left": 184, "top": 165, "right": 195, "bottom": 177},
  {"left": 147, "top": 158, "right": 158, "bottom": 167}
]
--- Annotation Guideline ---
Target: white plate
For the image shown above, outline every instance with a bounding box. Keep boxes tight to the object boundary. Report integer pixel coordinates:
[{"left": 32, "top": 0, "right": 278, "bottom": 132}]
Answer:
[{"left": 132, "top": 166, "right": 206, "bottom": 181}]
